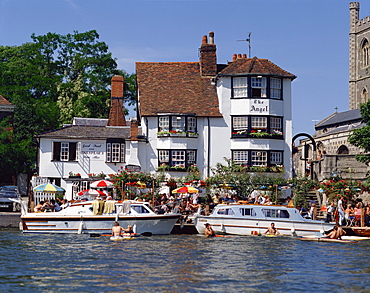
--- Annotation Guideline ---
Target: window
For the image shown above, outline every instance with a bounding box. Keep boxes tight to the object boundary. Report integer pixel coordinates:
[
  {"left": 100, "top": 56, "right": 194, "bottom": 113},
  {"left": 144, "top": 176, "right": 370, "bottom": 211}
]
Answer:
[
  {"left": 106, "top": 139, "right": 125, "bottom": 163},
  {"left": 217, "top": 208, "right": 235, "bottom": 215},
  {"left": 251, "top": 151, "right": 267, "bottom": 166},
  {"left": 232, "top": 76, "right": 282, "bottom": 99},
  {"left": 158, "top": 116, "right": 169, "bottom": 132},
  {"left": 132, "top": 205, "right": 150, "bottom": 214},
  {"left": 233, "top": 117, "right": 248, "bottom": 132},
  {"left": 233, "top": 151, "right": 248, "bottom": 165},
  {"left": 158, "top": 149, "right": 197, "bottom": 170},
  {"left": 362, "top": 39, "right": 370, "bottom": 67},
  {"left": 270, "top": 78, "right": 282, "bottom": 99},
  {"left": 231, "top": 116, "right": 283, "bottom": 138},
  {"left": 232, "top": 150, "right": 283, "bottom": 168},
  {"left": 52, "top": 142, "right": 77, "bottom": 161},
  {"left": 158, "top": 115, "right": 197, "bottom": 135},
  {"left": 187, "top": 117, "right": 197, "bottom": 133},
  {"left": 270, "top": 152, "right": 283, "bottom": 165},
  {"left": 233, "top": 77, "right": 248, "bottom": 98},
  {"left": 362, "top": 88, "right": 368, "bottom": 104},
  {"left": 240, "top": 208, "right": 256, "bottom": 216},
  {"left": 172, "top": 116, "right": 185, "bottom": 132},
  {"left": 262, "top": 209, "right": 290, "bottom": 218},
  {"left": 251, "top": 77, "right": 267, "bottom": 98},
  {"left": 251, "top": 117, "right": 267, "bottom": 130},
  {"left": 270, "top": 117, "right": 283, "bottom": 135}
]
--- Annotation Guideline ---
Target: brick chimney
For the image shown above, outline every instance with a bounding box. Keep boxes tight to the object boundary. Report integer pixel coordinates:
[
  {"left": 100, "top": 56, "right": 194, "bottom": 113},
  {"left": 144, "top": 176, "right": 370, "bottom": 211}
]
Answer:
[
  {"left": 107, "top": 75, "right": 126, "bottom": 126},
  {"left": 130, "top": 118, "right": 139, "bottom": 141},
  {"left": 199, "top": 31, "right": 217, "bottom": 77}
]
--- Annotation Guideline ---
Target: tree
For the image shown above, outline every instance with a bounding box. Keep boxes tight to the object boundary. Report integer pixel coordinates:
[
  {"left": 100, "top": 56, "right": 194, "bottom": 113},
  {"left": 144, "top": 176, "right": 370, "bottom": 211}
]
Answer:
[
  {"left": 0, "top": 30, "right": 137, "bottom": 183},
  {"left": 348, "top": 100, "right": 370, "bottom": 166}
]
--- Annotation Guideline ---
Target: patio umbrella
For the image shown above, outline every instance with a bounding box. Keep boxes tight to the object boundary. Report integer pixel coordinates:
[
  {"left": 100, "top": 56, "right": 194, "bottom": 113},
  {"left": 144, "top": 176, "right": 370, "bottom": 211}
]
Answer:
[
  {"left": 77, "top": 189, "right": 105, "bottom": 196},
  {"left": 90, "top": 180, "right": 114, "bottom": 188},
  {"left": 172, "top": 186, "right": 199, "bottom": 194},
  {"left": 33, "top": 183, "right": 64, "bottom": 193},
  {"left": 134, "top": 181, "right": 147, "bottom": 188}
]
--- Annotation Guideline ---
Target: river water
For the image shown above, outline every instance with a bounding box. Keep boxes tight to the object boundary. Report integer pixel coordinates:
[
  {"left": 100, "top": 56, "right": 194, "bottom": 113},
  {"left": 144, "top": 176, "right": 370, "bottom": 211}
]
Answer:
[{"left": 0, "top": 230, "right": 369, "bottom": 293}]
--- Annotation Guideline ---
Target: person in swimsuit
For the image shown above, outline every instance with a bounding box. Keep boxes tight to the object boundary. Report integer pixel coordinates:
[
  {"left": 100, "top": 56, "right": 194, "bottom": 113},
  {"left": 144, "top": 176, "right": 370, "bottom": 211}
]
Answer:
[
  {"left": 123, "top": 225, "right": 134, "bottom": 235},
  {"left": 264, "top": 223, "right": 280, "bottom": 235},
  {"left": 204, "top": 223, "right": 216, "bottom": 237},
  {"left": 111, "top": 221, "right": 124, "bottom": 236}
]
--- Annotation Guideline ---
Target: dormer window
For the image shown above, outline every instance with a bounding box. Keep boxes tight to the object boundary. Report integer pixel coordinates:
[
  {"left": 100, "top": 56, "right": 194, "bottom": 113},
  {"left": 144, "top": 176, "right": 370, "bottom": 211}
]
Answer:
[{"left": 232, "top": 76, "right": 282, "bottom": 99}]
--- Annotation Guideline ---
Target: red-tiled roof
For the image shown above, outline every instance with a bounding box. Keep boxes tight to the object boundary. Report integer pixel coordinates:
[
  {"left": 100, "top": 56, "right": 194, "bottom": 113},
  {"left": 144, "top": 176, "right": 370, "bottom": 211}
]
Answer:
[
  {"left": 219, "top": 57, "right": 296, "bottom": 79},
  {"left": 136, "top": 62, "right": 222, "bottom": 117},
  {"left": 0, "top": 95, "right": 13, "bottom": 106}
]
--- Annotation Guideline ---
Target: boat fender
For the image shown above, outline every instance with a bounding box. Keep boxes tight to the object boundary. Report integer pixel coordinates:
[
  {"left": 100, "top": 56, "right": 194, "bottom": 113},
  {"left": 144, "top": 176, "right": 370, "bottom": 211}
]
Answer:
[
  {"left": 133, "top": 224, "right": 137, "bottom": 233},
  {"left": 78, "top": 221, "right": 85, "bottom": 234},
  {"left": 320, "top": 229, "right": 325, "bottom": 236},
  {"left": 19, "top": 222, "right": 23, "bottom": 231},
  {"left": 221, "top": 224, "right": 225, "bottom": 232}
]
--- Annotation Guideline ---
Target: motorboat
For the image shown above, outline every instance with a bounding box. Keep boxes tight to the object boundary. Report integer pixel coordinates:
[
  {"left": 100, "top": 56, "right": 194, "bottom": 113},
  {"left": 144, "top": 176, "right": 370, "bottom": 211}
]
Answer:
[
  {"left": 20, "top": 200, "right": 181, "bottom": 235},
  {"left": 194, "top": 203, "right": 334, "bottom": 237}
]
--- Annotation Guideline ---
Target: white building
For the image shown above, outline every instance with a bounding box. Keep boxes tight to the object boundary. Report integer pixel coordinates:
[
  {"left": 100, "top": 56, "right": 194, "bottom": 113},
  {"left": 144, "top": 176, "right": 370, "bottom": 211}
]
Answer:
[
  {"left": 136, "top": 32, "right": 295, "bottom": 178},
  {"left": 36, "top": 32, "right": 296, "bottom": 199}
]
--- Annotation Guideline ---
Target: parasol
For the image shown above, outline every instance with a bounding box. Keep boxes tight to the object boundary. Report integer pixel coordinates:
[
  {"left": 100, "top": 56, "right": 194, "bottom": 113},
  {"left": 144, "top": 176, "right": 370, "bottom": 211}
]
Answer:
[
  {"left": 172, "top": 186, "right": 199, "bottom": 194},
  {"left": 90, "top": 180, "right": 114, "bottom": 188},
  {"left": 33, "top": 183, "right": 65, "bottom": 193},
  {"left": 78, "top": 189, "right": 105, "bottom": 196}
]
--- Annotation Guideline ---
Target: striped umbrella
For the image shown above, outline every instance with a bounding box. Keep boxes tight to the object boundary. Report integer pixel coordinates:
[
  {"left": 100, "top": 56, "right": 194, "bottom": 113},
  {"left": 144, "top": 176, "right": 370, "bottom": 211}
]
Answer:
[
  {"left": 77, "top": 189, "right": 105, "bottom": 196},
  {"left": 33, "top": 183, "right": 65, "bottom": 193},
  {"left": 90, "top": 180, "right": 114, "bottom": 188},
  {"left": 172, "top": 186, "right": 199, "bottom": 194}
]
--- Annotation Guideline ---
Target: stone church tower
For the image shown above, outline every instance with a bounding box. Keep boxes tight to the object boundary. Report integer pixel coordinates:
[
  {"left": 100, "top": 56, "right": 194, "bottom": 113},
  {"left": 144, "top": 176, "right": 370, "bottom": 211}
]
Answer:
[{"left": 349, "top": 2, "right": 370, "bottom": 109}]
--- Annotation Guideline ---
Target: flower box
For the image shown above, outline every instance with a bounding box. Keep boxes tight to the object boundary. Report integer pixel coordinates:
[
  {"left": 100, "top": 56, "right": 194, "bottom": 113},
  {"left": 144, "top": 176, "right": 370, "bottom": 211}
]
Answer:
[
  {"left": 170, "top": 132, "right": 186, "bottom": 137},
  {"left": 69, "top": 175, "right": 81, "bottom": 179},
  {"left": 187, "top": 133, "right": 199, "bottom": 138}
]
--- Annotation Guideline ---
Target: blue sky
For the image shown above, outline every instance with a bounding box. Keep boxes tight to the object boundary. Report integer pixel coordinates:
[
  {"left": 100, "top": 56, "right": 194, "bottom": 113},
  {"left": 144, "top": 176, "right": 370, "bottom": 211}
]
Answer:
[{"left": 1, "top": 0, "right": 369, "bottom": 136}]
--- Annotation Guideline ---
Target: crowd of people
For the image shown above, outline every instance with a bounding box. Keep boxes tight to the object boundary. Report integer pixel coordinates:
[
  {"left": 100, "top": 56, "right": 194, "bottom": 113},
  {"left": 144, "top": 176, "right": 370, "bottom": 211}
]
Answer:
[{"left": 33, "top": 198, "right": 69, "bottom": 212}]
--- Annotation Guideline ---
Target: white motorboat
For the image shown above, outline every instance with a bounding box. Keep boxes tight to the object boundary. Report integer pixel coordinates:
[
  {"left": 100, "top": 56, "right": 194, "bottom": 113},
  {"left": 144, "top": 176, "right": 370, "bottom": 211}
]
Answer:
[
  {"left": 194, "top": 203, "right": 334, "bottom": 237},
  {"left": 20, "top": 200, "right": 180, "bottom": 235}
]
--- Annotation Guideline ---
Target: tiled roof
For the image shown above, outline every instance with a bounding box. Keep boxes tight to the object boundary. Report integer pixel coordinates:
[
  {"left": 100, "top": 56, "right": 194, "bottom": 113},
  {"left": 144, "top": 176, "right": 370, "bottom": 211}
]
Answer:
[
  {"left": 36, "top": 125, "right": 131, "bottom": 139},
  {"left": 315, "top": 109, "right": 362, "bottom": 129},
  {"left": 314, "top": 122, "right": 365, "bottom": 138},
  {"left": 0, "top": 95, "right": 14, "bottom": 106},
  {"left": 219, "top": 57, "right": 296, "bottom": 79},
  {"left": 136, "top": 62, "right": 222, "bottom": 117}
]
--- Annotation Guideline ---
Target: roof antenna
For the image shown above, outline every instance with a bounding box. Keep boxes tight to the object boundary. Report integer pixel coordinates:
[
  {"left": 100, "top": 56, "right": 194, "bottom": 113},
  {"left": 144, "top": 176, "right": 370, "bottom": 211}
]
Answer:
[{"left": 237, "top": 32, "right": 252, "bottom": 58}]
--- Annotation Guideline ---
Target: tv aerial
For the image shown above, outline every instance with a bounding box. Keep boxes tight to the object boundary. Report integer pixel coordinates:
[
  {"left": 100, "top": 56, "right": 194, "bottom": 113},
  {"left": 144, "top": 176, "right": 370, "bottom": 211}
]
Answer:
[{"left": 237, "top": 32, "right": 252, "bottom": 58}]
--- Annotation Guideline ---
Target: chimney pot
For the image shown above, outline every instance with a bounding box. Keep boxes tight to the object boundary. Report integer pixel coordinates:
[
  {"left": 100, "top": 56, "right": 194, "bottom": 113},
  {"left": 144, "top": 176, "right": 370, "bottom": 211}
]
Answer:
[
  {"left": 238, "top": 54, "right": 242, "bottom": 59},
  {"left": 202, "top": 35, "right": 208, "bottom": 44},
  {"left": 232, "top": 54, "right": 237, "bottom": 61},
  {"left": 209, "top": 31, "right": 214, "bottom": 44},
  {"left": 242, "top": 54, "right": 247, "bottom": 58}
]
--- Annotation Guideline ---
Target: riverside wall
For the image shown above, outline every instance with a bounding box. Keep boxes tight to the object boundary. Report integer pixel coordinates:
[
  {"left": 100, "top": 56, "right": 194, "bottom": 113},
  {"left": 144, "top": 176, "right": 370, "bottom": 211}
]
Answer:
[{"left": 0, "top": 213, "right": 21, "bottom": 229}]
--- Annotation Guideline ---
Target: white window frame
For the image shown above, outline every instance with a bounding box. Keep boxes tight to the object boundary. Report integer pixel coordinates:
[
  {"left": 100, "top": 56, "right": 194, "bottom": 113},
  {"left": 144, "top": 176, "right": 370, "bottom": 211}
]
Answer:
[
  {"left": 251, "top": 151, "right": 267, "bottom": 166},
  {"left": 159, "top": 150, "right": 169, "bottom": 163},
  {"left": 270, "top": 151, "right": 283, "bottom": 165},
  {"left": 251, "top": 77, "right": 267, "bottom": 98},
  {"left": 270, "top": 78, "right": 281, "bottom": 99},
  {"left": 251, "top": 117, "right": 267, "bottom": 129},
  {"left": 233, "top": 117, "right": 248, "bottom": 130},
  {"left": 171, "top": 150, "right": 186, "bottom": 167},
  {"left": 187, "top": 117, "right": 196, "bottom": 133},
  {"left": 233, "top": 77, "right": 248, "bottom": 98},
  {"left": 61, "top": 142, "right": 69, "bottom": 161},
  {"left": 233, "top": 151, "right": 248, "bottom": 164},
  {"left": 187, "top": 150, "right": 196, "bottom": 165},
  {"left": 172, "top": 116, "right": 186, "bottom": 132},
  {"left": 159, "top": 116, "right": 169, "bottom": 131}
]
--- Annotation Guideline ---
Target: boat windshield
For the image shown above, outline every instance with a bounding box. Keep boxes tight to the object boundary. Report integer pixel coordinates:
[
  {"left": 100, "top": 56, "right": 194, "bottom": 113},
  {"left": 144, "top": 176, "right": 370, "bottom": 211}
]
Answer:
[
  {"left": 262, "top": 208, "right": 290, "bottom": 219},
  {"left": 132, "top": 205, "right": 151, "bottom": 214},
  {"left": 217, "top": 208, "right": 235, "bottom": 215},
  {"left": 239, "top": 208, "right": 256, "bottom": 217}
]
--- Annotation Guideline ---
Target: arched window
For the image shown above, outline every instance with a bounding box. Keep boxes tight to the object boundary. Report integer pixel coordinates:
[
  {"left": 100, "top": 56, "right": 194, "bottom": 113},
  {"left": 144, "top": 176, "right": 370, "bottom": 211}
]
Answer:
[
  {"left": 362, "top": 39, "right": 370, "bottom": 67},
  {"left": 337, "top": 145, "right": 349, "bottom": 155},
  {"left": 361, "top": 88, "right": 368, "bottom": 104}
]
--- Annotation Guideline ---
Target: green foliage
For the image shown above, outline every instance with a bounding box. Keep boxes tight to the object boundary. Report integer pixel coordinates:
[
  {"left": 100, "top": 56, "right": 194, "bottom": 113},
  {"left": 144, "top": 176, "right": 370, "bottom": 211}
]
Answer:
[
  {"left": 319, "top": 178, "right": 368, "bottom": 203},
  {"left": 0, "top": 30, "right": 137, "bottom": 183},
  {"left": 206, "top": 158, "right": 287, "bottom": 198},
  {"left": 348, "top": 100, "right": 370, "bottom": 165}
]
